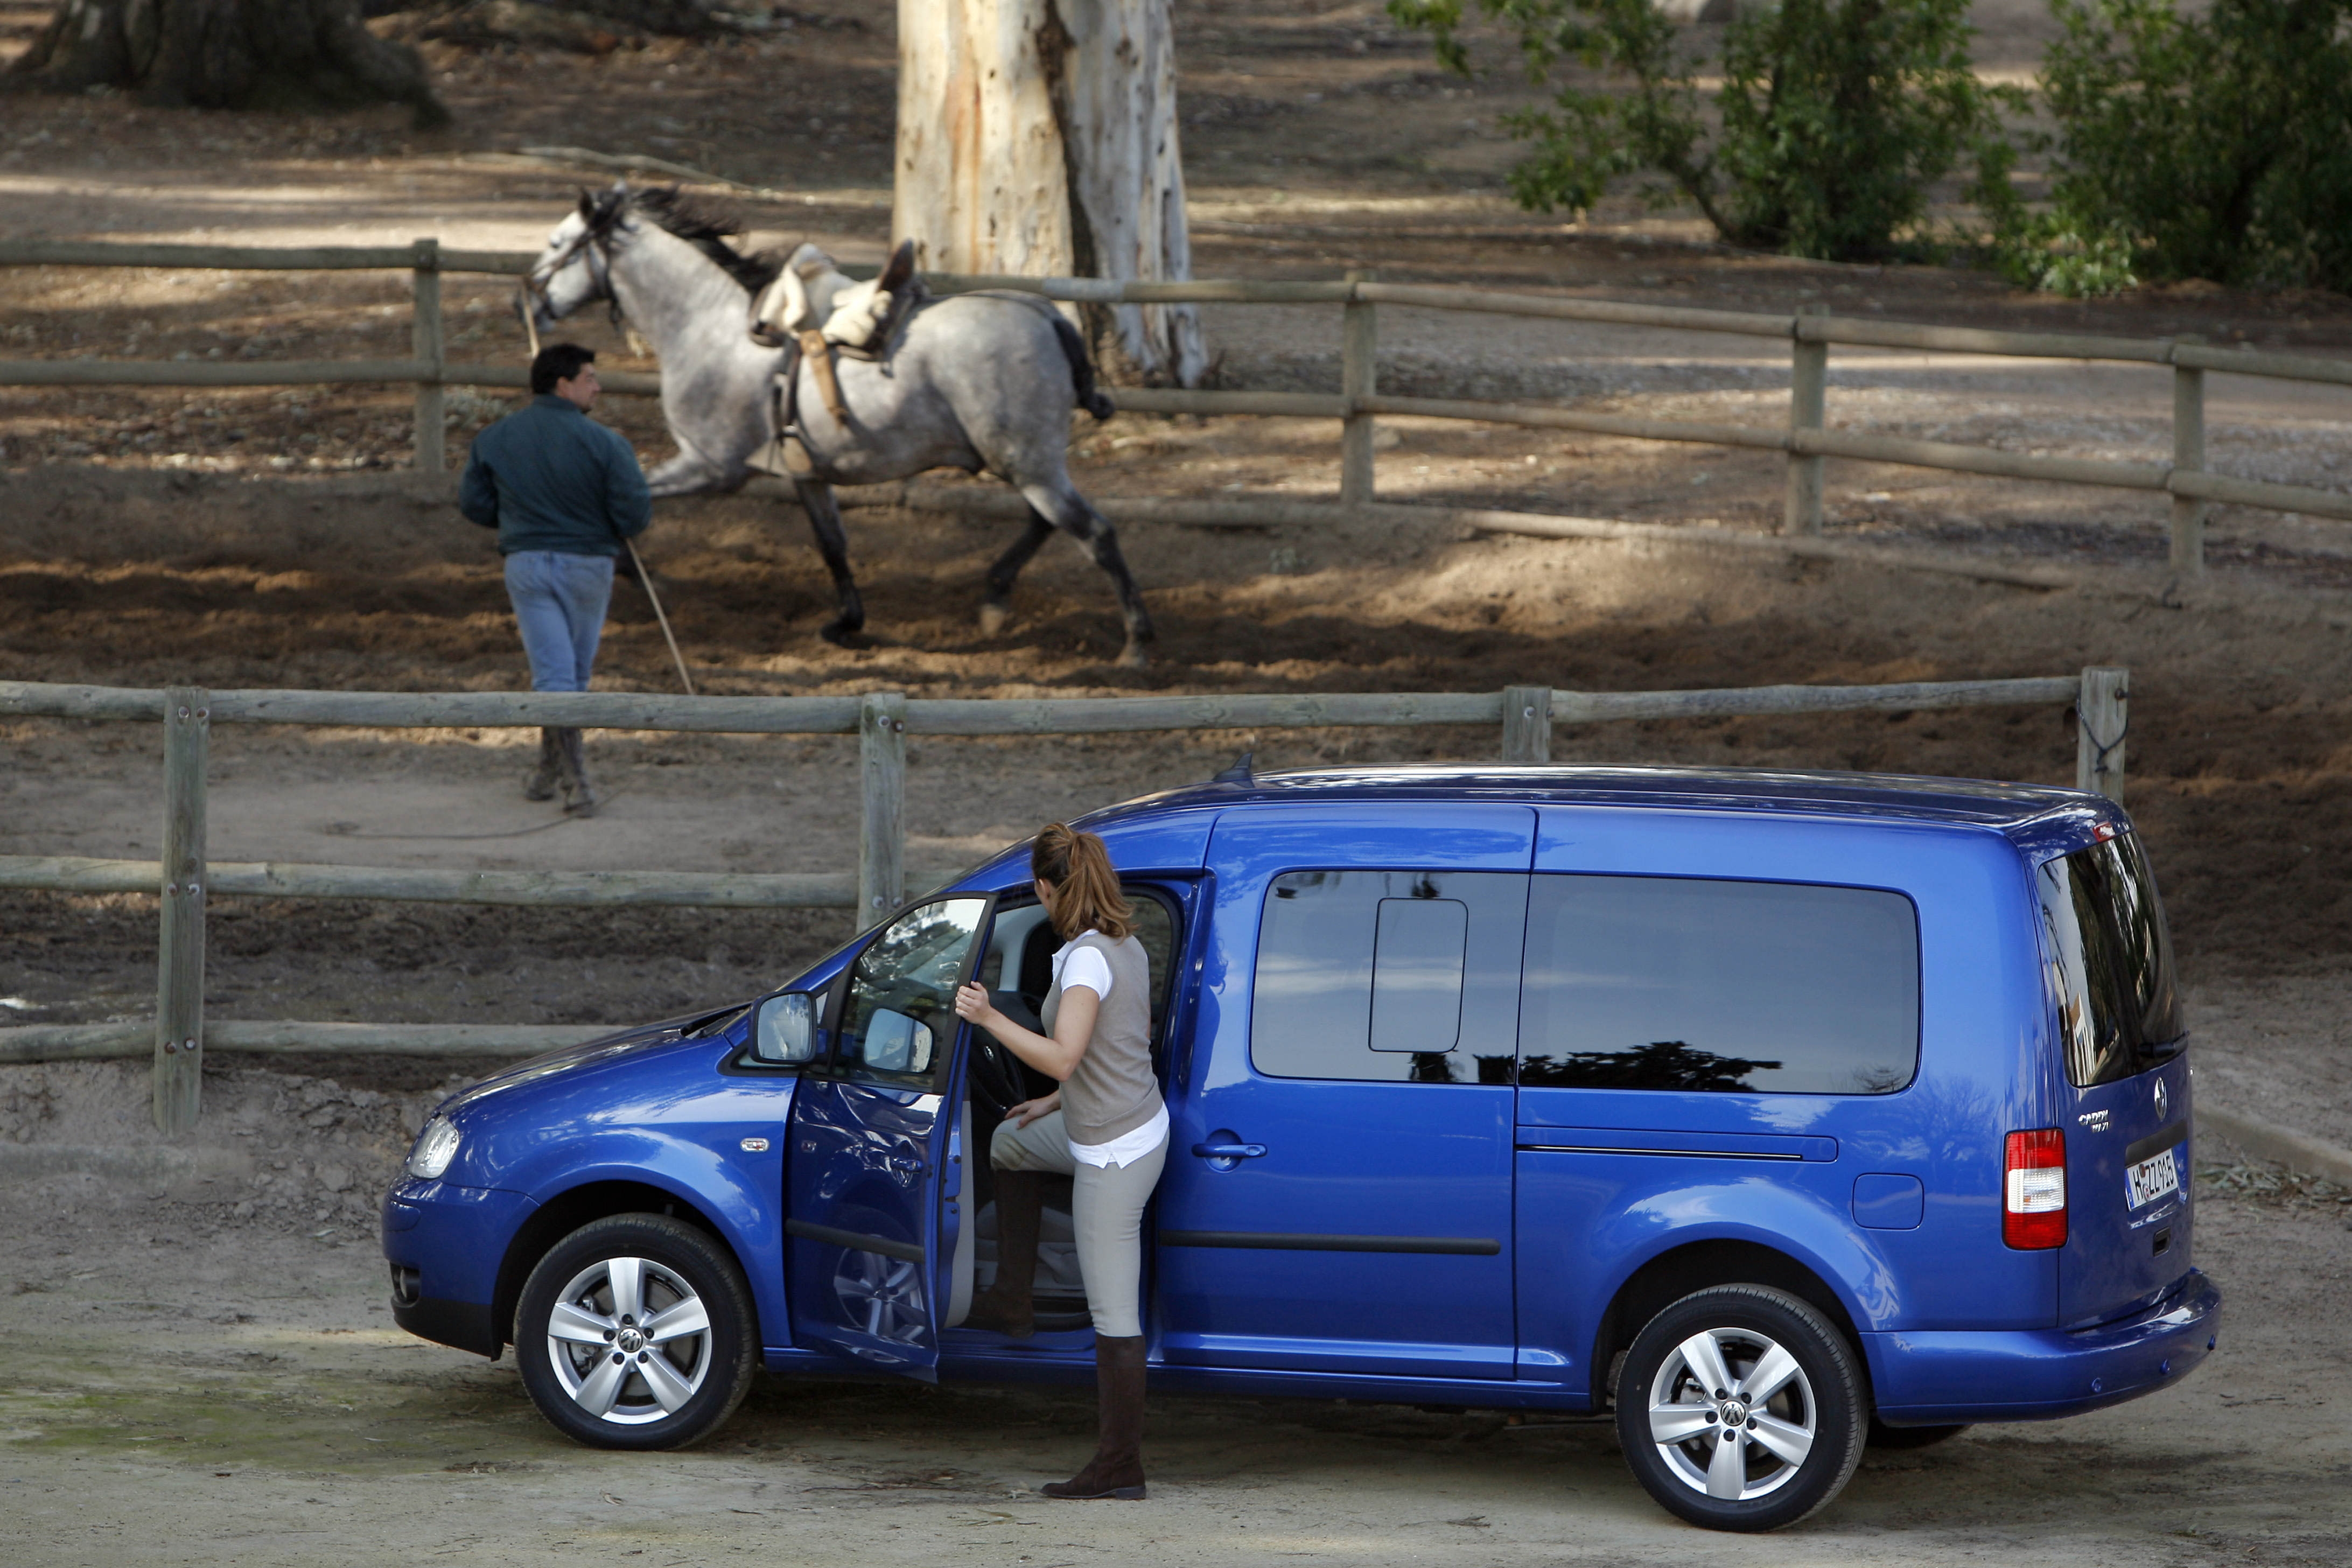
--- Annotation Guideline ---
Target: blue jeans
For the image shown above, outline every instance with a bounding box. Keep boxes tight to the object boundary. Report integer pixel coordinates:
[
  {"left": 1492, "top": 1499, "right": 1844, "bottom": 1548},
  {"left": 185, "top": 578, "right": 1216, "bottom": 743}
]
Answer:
[{"left": 504, "top": 550, "right": 614, "bottom": 693}]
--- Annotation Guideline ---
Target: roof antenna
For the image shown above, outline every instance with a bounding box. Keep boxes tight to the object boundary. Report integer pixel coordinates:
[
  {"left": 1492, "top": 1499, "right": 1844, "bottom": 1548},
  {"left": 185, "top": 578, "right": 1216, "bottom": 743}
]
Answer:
[{"left": 1212, "top": 750, "right": 1256, "bottom": 786}]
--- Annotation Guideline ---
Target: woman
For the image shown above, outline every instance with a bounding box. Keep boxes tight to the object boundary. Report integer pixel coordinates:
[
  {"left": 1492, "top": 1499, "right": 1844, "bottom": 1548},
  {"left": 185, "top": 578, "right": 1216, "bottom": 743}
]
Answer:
[{"left": 953, "top": 823, "right": 1165, "bottom": 1502}]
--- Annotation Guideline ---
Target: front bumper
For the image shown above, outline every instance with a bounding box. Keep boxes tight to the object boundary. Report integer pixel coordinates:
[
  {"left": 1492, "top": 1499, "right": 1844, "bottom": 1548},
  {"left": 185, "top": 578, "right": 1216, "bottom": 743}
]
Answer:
[
  {"left": 1867, "top": 1271, "right": 2221, "bottom": 1425},
  {"left": 381, "top": 1178, "right": 536, "bottom": 1359}
]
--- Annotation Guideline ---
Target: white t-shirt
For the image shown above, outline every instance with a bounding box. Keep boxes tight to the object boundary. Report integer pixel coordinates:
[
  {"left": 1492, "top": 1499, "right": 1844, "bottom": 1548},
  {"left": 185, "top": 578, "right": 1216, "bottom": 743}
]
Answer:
[
  {"left": 1051, "top": 939, "right": 1116, "bottom": 1005},
  {"left": 1051, "top": 934, "right": 1167, "bottom": 1170}
]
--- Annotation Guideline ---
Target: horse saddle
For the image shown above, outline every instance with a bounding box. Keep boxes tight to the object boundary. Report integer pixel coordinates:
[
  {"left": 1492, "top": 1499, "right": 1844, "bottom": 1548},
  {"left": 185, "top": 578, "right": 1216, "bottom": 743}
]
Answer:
[{"left": 749, "top": 239, "right": 925, "bottom": 468}]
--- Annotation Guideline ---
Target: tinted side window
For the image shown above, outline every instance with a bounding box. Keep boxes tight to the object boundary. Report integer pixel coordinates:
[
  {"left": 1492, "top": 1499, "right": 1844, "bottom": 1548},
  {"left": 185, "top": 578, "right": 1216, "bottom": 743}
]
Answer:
[
  {"left": 2038, "top": 833, "right": 2183, "bottom": 1088},
  {"left": 1251, "top": 870, "right": 1524, "bottom": 1083},
  {"left": 1518, "top": 875, "right": 1919, "bottom": 1095},
  {"left": 835, "top": 897, "right": 989, "bottom": 1088}
]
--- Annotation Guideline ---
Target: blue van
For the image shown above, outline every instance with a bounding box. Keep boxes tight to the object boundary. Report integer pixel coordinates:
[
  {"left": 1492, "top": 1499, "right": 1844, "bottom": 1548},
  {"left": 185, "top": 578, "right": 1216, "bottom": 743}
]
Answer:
[{"left": 383, "top": 764, "right": 2220, "bottom": 1531}]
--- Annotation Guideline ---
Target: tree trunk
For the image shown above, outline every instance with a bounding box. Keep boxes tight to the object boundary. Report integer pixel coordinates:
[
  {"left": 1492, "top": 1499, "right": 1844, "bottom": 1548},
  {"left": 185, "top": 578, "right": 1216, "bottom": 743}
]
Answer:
[
  {"left": 894, "top": 0, "right": 1206, "bottom": 387},
  {"left": 4, "top": 0, "right": 447, "bottom": 125}
]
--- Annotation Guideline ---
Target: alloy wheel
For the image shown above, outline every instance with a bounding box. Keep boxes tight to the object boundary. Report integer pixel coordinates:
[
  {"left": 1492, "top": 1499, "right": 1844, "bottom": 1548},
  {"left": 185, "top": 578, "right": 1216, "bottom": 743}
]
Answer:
[
  {"left": 1644, "top": 1325, "right": 1818, "bottom": 1501},
  {"left": 543, "top": 1255, "right": 715, "bottom": 1426}
]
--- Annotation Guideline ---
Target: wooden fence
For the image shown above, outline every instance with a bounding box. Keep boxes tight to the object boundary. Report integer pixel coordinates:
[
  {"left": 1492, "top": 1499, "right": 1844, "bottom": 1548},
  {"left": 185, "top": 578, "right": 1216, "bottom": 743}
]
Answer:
[
  {"left": 6, "top": 237, "right": 2352, "bottom": 579},
  {"left": 0, "top": 669, "right": 2124, "bottom": 1130}
]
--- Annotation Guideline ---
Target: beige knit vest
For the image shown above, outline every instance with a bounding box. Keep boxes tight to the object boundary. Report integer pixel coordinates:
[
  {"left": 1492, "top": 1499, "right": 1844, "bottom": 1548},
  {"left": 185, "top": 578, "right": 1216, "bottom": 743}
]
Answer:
[{"left": 1040, "top": 930, "right": 1160, "bottom": 1146}]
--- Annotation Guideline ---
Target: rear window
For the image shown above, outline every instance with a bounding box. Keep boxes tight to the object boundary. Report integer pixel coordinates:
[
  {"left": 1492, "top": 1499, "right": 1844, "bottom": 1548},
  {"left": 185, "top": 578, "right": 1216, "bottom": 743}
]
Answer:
[
  {"left": 1517, "top": 874, "right": 1921, "bottom": 1095},
  {"left": 2036, "top": 832, "right": 2184, "bottom": 1088}
]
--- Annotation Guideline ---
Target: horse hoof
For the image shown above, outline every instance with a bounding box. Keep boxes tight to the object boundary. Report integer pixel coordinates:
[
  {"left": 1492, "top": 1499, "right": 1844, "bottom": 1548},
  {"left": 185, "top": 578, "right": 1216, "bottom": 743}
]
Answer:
[
  {"left": 978, "top": 602, "right": 1010, "bottom": 636},
  {"left": 1116, "top": 643, "right": 1150, "bottom": 671},
  {"left": 820, "top": 621, "right": 864, "bottom": 648}
]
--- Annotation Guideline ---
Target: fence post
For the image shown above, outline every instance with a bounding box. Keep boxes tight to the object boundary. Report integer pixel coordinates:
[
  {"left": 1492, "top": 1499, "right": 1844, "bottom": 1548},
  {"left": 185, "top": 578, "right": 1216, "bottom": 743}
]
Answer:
[
  {"left": 1340, "top": 269, "right": 1377, "bottom": 506},
  {"left": 155, "top": 688, "right": 209, "bottom": 1133},
  {"left": 1502, "top": 685, "right": 1552, "bottom": 762},
  {"left": 2076, "top": 666, "right": 2127, "bottom": 806},
  {"left": 858, "top": 691, "right": 907, "bottom": 928},
  {"left": 1786, "top": 305, "right": 1827, "bottom": 536},
  {"left": 2170, "top": 336, "right": 2206, "bottom": 581},
  {"left": 411, "top": 237, "right": 446, "bottom": 473}
]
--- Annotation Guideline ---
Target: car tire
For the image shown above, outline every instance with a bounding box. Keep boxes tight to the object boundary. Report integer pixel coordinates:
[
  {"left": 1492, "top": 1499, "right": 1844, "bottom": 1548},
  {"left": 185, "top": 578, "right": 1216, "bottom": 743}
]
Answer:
[
  {"left": 516, "top": 1213, "right": 758, "bottom": 1451},
  {"left": 1614, "top": 1284, "right": 1868, "bottom": 1532},
  {"left": 1868, "top": 1418, "right": 1970, "bottom": 1450}
]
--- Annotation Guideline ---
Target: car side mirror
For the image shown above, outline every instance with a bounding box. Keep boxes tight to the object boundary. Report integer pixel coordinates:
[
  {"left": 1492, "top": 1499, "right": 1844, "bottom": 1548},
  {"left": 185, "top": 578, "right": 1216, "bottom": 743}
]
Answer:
[
  {"left": 753, "top": 993, "right": 818, "bottom": 1064},
  {"left": 863, "top": 1007, "right": 935, "bottom": 1073}
]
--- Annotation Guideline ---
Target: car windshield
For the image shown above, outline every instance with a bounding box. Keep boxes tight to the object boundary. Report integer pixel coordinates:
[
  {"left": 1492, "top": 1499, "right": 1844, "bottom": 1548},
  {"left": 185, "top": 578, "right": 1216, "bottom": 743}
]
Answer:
[{"left": 2037, "top": 831, "right": 2185, "bottom": 1088}]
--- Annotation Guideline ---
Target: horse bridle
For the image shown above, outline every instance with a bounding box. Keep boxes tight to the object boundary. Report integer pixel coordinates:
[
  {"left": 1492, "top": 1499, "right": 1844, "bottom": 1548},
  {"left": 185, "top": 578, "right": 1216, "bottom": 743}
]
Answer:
[{"left": 517, "top": 218, "right": 625, "bottom": 348}]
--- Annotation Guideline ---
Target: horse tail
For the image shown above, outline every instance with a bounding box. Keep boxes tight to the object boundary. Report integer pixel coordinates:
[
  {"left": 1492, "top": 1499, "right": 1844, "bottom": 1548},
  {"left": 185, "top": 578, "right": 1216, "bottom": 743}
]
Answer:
[{"left": 1051, "top": 313, "right": 1116, "bottom": 422}]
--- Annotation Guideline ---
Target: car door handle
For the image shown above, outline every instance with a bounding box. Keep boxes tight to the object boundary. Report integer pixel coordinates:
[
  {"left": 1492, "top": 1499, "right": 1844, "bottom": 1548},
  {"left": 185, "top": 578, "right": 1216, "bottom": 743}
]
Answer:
[{"left": 1191, "top": 1132, "right": 1266, "bottom": 1172}]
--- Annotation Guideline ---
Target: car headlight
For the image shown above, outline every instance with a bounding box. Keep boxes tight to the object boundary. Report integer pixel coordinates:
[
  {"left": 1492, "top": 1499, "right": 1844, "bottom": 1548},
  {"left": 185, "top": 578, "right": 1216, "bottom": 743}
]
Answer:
[{"left": 406, "top": 1115, "right": 462, "bottom": 1180}]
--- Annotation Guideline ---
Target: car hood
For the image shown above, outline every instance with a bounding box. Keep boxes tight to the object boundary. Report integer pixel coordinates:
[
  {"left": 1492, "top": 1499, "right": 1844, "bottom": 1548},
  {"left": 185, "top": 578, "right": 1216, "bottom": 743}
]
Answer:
[{"left": 434, "top": 1005, "right": 747, "bottom": 1119}]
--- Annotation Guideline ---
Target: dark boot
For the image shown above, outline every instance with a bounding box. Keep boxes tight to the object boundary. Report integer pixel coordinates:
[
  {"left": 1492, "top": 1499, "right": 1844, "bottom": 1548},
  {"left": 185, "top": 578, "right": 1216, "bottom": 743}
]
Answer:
[
  {"left": 1042, "top": 1334, "right": 1147, "bottom": 1500},
  {"left": 962, "top": 1170, "right": 1042, "bottom": 1338},
  {"left": 554, "top": 727, "right": 598, "bottom": 817},
  {"left": 522, "top": 727, "right": 562, "bottom": 802}
]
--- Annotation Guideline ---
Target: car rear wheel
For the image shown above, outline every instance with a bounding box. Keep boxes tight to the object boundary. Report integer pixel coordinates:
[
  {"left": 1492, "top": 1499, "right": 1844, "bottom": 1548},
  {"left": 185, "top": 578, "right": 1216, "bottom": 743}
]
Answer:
[
  {"left": 1614, "top": 1284, "right": 1868, "bottom": 1532},
  {"left": 516, "top": 1214, "right": 758, "bottom": 1451}
]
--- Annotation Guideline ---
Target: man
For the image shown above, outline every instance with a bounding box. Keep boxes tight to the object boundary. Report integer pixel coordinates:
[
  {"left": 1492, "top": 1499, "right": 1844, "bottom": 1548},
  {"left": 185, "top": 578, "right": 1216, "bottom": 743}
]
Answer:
[{"left": 461, "top": 342, "right": 652, "bottom": 818}]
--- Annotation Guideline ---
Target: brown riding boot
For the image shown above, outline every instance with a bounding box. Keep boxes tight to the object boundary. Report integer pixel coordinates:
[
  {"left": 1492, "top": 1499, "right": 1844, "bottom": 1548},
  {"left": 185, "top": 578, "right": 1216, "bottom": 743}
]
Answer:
[
  {"left": 554, "top": 727, "right": 598, "bottom": 817},
  {"left": 523, "top": 727, "right": 562, "bottom": 802},
  {"left": 1042, "top": 1334, "right": 1148, "bottom": 1500},
  {"left": 962, "top": 1169, "right": 1042, "bottom": 1338}
]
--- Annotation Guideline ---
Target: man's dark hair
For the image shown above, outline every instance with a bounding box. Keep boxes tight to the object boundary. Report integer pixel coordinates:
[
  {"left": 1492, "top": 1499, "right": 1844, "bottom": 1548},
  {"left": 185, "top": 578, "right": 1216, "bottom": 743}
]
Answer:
[{"left": 530, "top": 343, "right": 597, "bottom": 396}]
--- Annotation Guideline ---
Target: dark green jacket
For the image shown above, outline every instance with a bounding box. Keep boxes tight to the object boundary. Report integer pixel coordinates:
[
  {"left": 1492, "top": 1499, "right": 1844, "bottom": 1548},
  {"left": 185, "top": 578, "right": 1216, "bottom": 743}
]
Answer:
[{"left": 460, "top": 395, "right": 652, "bottom": 556}]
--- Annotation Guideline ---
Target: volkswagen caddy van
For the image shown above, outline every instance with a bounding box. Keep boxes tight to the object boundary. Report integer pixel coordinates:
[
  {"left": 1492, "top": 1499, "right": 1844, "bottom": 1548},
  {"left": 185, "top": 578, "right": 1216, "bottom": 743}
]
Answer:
[{"left": 383, "top": 764, "right": 2219, "bottom": 1531}]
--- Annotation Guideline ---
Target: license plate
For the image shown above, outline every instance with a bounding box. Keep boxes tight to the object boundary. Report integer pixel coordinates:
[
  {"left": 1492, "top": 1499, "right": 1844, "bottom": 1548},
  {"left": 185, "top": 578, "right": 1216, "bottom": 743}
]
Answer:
[{"left": 2126, "top": 1146, "right": 2181, "bottom": 1209}]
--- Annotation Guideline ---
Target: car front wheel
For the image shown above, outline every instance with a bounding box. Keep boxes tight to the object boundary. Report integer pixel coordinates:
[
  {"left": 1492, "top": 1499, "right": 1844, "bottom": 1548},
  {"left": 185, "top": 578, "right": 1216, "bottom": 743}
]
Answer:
[
  {"left": 516, "top": 1213, "right": 758, "bottom": 1451},
  {"left": 1614, "top": 1284, "right": 1868, "bottom": 1532}
]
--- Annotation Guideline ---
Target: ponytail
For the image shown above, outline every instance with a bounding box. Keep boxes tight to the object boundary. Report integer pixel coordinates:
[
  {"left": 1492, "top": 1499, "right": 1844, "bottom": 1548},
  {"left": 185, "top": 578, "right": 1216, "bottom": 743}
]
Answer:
[{"left": 1031, "top": 822, "right": 1132, "bottom": 940}]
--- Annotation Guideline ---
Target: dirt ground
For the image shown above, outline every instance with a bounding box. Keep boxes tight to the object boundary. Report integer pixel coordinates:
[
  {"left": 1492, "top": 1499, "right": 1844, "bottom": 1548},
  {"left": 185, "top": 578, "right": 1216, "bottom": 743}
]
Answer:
[
  {"left": 7, "top": 0, "right": 2352, "bottom": 1558},
  {"left": 1, "top": 1087, "right": 2346, "bottom": 1567}
]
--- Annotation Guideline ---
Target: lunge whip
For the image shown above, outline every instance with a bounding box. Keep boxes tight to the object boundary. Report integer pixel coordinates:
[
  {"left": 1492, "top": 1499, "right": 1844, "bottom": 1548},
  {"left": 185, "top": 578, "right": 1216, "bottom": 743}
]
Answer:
[{"left": 625, "top": 536, "right": 696, "bottom": 697}]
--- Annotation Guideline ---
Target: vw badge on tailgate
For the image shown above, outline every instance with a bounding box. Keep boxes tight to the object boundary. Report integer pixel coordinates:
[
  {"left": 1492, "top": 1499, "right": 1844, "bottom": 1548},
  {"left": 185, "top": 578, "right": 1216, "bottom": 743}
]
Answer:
[{"left": 2154, "top": 1079, "right": 2170, "bottom": 1120}]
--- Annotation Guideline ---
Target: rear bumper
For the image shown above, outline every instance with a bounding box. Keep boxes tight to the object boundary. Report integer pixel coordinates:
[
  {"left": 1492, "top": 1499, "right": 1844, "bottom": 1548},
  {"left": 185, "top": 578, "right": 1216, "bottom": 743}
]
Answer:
[{"left": 1867, "top": 1271, "right": 2221, "bottom": 1425}]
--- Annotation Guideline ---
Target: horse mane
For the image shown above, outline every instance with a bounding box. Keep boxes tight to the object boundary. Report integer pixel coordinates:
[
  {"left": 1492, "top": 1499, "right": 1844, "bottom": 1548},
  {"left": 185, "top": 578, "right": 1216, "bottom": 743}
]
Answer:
[{"left": 606, "top": 185, "right": 785, "bottom": 293}]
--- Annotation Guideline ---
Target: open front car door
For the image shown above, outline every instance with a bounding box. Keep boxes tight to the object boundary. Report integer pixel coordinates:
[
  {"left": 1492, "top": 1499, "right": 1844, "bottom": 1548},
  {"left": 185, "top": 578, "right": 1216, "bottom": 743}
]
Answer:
[{"left": 784, "top": 894, "right": 996, "bottom": 1378}]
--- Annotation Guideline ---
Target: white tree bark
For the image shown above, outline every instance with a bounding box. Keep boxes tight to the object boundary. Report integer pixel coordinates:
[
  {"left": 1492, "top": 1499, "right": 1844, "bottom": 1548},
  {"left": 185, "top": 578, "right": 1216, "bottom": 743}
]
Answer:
[{"left": 894, "top": 0, "right": 1206, "bottom": 386}]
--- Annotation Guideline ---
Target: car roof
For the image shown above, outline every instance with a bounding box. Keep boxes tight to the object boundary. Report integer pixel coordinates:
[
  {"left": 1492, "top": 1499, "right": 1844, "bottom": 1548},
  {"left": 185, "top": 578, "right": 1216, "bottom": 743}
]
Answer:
[{"left": 1087, "top": 763, "right": 2115, "bottom": 839}]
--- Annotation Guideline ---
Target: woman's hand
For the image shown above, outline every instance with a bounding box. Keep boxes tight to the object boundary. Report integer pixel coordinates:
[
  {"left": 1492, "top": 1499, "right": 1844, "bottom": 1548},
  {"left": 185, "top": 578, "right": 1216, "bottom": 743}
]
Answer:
[
  {"left": 955, "top": 978, "right": 1091, "bottom": 1083},
  {"left": 953, "top": 982, "right": 998, "bottom": 1028},
  {"left": 1005, "top": 1091, "right": 1061, "bottom": 1129}
]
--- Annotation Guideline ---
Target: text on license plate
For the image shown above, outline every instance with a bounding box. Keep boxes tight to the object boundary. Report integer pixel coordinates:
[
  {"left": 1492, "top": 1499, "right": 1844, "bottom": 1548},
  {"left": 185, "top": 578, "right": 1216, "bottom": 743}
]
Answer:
[{"left": 2126, "top": 1147, "right": 2181, "bottom": 1209}]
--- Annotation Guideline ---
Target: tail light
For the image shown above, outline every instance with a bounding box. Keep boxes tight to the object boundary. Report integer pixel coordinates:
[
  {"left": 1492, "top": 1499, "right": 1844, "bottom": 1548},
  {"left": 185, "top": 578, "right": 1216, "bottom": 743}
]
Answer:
[{"left": 2004, "top": 1129, "right": 2068, "bottom": 1249}]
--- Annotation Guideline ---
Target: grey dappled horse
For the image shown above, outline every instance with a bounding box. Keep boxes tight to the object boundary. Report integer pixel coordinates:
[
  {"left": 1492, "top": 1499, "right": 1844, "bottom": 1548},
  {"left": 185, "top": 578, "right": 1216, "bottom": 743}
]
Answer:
[{"left": 519, "top": 186, "right": 1153, "bottom": 667}]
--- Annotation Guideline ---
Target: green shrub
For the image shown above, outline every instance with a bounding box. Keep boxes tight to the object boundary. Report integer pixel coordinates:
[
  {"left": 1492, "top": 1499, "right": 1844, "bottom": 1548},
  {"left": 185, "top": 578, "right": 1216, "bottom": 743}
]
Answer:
[
  {"left": 1391, "top": 0, "right": 2021, "bottom": 261},
  {"left": 2030, "top": 0, "right": 2352, "bottom": 291},
  {"left": 1986, "top": 212, "right": 2140, "bottom": 298}
]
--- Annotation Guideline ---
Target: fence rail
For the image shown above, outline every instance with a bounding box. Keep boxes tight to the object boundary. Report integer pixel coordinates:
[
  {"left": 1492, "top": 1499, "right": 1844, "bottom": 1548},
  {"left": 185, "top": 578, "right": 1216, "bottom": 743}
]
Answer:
[
  {"left": 8, "top": 240, "right": 2352, "bottom": 569},
  {"left": 0, "top": 669, "right": 2126, "bottom": 1128}
]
